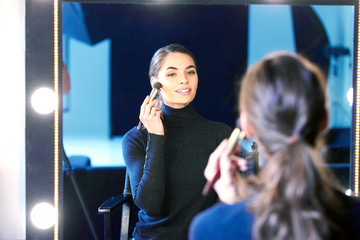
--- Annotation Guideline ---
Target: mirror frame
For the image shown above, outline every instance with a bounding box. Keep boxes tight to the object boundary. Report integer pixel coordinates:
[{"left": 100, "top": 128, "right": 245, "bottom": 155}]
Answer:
[{"left": 26, "top": 0, "right": 359, "bottom": 239}]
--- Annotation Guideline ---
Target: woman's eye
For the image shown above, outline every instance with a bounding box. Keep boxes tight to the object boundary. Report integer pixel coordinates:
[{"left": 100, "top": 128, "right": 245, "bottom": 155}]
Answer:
[
  {"left": 167, "top": 73, "right": 176, "bottom": 77},
  {"left": 187, "top": 70, "right": 196, "bottom": 75}
]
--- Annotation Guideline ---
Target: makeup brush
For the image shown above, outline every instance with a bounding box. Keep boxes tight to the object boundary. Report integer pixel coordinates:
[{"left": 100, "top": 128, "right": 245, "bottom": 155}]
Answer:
[
  {"left": 202, "top": 128, "right": 246, "bottom": 196},
  {"left": 137, "top": 82, "right": 162, "bottom": 130}
]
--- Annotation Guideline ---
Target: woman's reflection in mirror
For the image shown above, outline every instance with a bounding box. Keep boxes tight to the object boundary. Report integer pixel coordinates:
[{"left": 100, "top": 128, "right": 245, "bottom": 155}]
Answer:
[{"left": 122, "top": 44, "right": 235, "bottom": 240}]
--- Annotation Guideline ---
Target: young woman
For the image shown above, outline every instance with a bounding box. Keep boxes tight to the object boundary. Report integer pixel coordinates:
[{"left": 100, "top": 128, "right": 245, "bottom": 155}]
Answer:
[
  {"left": 122, "top": 44, "right": 233, "bottom": 239},
  {"left": 189, "top": 52, "right": 360, "bottom": 240}
]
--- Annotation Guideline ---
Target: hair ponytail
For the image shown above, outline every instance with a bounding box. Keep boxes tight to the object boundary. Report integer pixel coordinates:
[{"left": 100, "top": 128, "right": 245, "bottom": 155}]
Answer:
[
  {"left": 239, "top": 52, "right": 349, "bottom": 240},
  {"left": 251, "top": 140, "right": 333, "bottom": 240}
]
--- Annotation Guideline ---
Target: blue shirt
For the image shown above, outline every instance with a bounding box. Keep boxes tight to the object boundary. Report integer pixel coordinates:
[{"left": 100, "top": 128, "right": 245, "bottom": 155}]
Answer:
[
  {"left": 189, "top": 194, "right": 360, "bottom": 240},
  {"left": 189, "top": 201, "right": 253, "bottom": 240}
]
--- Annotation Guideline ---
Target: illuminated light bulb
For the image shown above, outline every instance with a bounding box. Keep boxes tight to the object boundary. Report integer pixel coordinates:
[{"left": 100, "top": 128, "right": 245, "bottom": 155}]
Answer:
[
  {"left": 345, "top": 189, "right": 352, "bottom": 196},
  {"left": 31, "top": 87, "right": 56, "bottom": 114},
  {"left": 30, "top": 202, "right": 55, "bottom": 229},
  {"left": 347, "top": 87, "right": 353, "bottom": 106}
]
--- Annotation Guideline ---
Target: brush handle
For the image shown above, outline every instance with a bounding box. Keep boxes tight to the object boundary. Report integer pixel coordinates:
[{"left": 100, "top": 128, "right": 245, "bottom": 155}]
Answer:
[
  {"left": 202, "top": 128, "right": 245, "bottom": 196},
  {"left": 137, "top": 88, "right": 159, "bottom": 130}
]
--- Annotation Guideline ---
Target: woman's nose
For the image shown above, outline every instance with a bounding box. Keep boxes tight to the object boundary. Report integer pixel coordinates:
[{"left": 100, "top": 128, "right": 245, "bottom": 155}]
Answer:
[{"left": 179, "top": 74, "right": 188, "bottom": 84}]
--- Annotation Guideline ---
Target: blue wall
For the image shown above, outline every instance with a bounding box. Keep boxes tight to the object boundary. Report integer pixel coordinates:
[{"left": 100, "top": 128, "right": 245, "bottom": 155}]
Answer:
[
  {"left": 313, "top": 5, "right": 354, "bottom": 128},
  {"left": 248, "top": 5, "right": 296, "bottom": 65},
  {"left": 63, "top": 37, "right": 126, "bottom": 166}
]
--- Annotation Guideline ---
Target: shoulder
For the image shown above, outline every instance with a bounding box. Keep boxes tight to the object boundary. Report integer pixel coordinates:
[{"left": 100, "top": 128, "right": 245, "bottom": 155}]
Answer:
[
  {"left": 207, "top": 120, "right": 233, "bottom": 140},
  {"left": 196, "top": 117, "right": 233, "bottom": 136},
  {"left": 191, "top": 107, "right": 233, "bottom": 134},
  {"left": 209, "top": 120, "right": 233, "bottom": 132},
  {"left": 122, "top": 126, "right": 147, "bottom": 149},
  {"left": 189, "top": 201, "right": 253, "bottom": 240},
  {"left": 197, "top": 201, "right": 253, "bottom": 223}
]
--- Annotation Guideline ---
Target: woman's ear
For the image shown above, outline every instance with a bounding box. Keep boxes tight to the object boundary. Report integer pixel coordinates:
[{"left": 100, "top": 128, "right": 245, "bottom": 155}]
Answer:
[
  {"left": 240, "top": 112, "right": 253, "bottom": 139},
  {"left": 150, "top": 76, "right": 156, "bottom": 86}
]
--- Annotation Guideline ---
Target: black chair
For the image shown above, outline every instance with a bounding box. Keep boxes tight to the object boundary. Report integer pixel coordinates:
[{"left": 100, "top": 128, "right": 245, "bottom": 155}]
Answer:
[
  {"left": 98, "top": 171, "right": 139, "bottom": 240},
  {"left": 98, "top": 143, "right": 259, "bottom": 240}
]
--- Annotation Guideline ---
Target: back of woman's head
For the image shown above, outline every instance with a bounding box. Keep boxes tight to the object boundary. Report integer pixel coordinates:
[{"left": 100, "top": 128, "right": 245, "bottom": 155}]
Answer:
[
  {"left": 240, "top": 52, "right": 347, "bottom": 240},
  {"left": 240, "top": 52, "right": 327, "bottom": 152}
]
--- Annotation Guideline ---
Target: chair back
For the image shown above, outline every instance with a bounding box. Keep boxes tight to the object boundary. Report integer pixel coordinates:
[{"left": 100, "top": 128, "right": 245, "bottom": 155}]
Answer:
[
  {"left": 121, "top": 170, "right": 140, "bottom": 240},
  {"left": 123, "top": 171, "right": 131, "bottom": 195}
]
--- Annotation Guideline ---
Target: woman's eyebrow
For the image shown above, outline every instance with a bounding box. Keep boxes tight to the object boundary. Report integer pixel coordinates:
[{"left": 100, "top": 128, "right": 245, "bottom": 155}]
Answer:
[
  {"left": 165, "top": 65, "right": 196, "bottom": 71},
  {"left": 165, "top": 66, "right": 177, "bottom": 71}
]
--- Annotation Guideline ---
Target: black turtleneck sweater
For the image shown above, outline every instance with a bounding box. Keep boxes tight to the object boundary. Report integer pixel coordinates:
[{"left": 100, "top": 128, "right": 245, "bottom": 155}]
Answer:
[{"left": 122, "top": 103, "right": 232, "bottom": 240}]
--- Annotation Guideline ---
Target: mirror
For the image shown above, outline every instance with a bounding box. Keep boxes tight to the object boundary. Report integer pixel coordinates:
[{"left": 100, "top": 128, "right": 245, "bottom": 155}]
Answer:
[
  {"left": 61, "top": 1, "right": 356, "bottom": 184},
  {"left": 55, "top": 0, "right": 359, "bottom": 239}
]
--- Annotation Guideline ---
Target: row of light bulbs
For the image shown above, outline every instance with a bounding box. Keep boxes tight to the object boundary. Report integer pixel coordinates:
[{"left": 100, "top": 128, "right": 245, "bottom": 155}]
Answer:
[{"left": 30, "top": 87, "right": 56, "bottom": 229}]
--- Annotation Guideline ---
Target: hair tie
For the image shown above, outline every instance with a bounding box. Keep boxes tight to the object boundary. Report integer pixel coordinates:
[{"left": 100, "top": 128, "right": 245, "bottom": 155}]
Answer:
[{"left": 287, "top": 135, "right": 301, "bottom": 145}]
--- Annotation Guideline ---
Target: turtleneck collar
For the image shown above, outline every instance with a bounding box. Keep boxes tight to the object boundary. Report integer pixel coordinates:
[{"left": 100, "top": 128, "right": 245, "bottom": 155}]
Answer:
[{"left": 162, "top": 103, "right": 200, "bottom": 127}]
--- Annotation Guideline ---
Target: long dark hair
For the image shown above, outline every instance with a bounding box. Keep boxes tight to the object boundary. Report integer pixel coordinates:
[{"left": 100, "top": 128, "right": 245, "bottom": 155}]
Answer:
[{"left": 239, "top": 52, "right": 347, "bottom": 240}]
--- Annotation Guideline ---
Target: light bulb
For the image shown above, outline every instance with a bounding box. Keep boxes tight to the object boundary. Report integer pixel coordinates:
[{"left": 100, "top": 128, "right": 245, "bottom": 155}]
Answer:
[
  {"left": 30, "top": 202, "right": 55, "bottom": 229},
  {"left": 31, "top": 87, "right": 56, "bottom": 114}
]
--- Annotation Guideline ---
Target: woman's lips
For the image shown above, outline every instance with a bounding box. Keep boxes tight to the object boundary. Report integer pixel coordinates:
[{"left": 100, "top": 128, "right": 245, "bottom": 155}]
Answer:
[{"left": 175, "top": 88, "right": 191, "bottom": 96}]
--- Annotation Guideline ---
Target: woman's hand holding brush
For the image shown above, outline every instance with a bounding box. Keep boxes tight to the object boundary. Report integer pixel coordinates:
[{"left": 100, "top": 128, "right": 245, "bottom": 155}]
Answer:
[{"left": 202, "top": 128, "right": 247, "bottom": 203}]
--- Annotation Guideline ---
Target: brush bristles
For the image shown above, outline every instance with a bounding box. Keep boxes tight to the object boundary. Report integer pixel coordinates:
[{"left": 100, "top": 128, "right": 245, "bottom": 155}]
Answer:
[{"left": 152, "top": 82, "right": 162, "bottom": 90}]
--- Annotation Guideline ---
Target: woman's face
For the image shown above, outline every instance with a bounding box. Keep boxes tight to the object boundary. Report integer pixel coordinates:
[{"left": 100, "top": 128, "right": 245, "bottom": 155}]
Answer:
[{"left": 155, "top": 52, "right": 198, "bottom": 109}]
